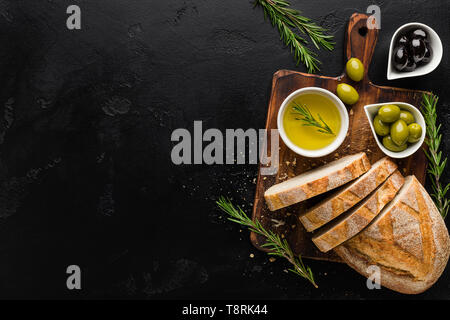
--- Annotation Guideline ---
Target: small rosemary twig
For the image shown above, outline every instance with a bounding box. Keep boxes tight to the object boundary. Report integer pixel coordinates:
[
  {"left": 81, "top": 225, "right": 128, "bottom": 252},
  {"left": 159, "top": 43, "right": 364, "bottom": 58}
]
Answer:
[
  {"left": 292, "top": 102, "right": 335, "bottom": 135},
  {"left": 421, "top": 93, "right": 449, "bottom": 219},
  {"left": 254, "top": 0, "right": 334, "bottom": 73},
  {"left": 217, "top": 197, "right": 317, "bottom": 288}
]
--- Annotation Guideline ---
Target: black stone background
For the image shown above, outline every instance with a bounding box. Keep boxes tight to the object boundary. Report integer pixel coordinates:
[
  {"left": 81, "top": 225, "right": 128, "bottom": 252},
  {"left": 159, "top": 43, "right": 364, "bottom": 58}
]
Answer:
[{"left": 0, "top": 0, "right": 448, "bottom": 299}]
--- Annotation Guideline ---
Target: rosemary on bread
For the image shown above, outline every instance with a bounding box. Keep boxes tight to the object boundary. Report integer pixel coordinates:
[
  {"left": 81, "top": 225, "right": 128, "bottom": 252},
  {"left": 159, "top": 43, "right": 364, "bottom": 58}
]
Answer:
[{"left": 217, "top": 197, "right": 317, "bottom": 287}]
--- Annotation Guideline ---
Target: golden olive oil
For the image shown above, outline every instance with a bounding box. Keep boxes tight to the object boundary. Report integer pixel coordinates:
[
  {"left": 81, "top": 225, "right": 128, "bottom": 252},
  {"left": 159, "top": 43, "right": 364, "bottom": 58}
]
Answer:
[{"left": 283, "top": 93, "right": 341, "bottom": 150}]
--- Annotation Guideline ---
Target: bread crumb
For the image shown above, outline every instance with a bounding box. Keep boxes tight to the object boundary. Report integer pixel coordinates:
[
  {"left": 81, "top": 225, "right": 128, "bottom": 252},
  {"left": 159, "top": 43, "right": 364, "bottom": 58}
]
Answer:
[
  {"left": 269, "top": 257, "right": 276, "bottom": 263},
  {"left": 292, "top": 224, "right": 296, "bottom": 229},
  {"left": 350, "top": 109, "right": 354, "bottom": 115},
  {"left": 249, "top": 253, "right": 255, "bottom": 258},
  {"left": 271, "top": 219, "right": 285, "bottom": 228},
  {"left": 279, "top": 173, "right": 288, "bottom": 180}
]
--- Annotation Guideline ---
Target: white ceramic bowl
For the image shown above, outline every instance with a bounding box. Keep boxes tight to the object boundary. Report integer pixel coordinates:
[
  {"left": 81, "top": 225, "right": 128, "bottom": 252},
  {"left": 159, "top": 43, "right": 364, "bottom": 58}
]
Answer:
[
  {"left": 387, "top": 22, "right": 443, "bottom": 80},
  {"left": 277, "top": 87, "right": 349, "bottom": 158},
  {"left": 364, "top": 102, "right": 426, "bottom": 159}
]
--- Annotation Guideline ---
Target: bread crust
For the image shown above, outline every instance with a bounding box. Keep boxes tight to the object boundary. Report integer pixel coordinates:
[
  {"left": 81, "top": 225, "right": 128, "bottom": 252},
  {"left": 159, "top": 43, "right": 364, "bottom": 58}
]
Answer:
[
  {"left": 264, "top": 153, "right": 371, "bottom": 211},
  {"left": 334, "top": 176, "right": 450, "bottom": 294},
  {"left": 312, "top": 170, "right": 404, "bottom": 252},
  {"left": 300, "top": 157, "right": 397, "bottom": 232}
]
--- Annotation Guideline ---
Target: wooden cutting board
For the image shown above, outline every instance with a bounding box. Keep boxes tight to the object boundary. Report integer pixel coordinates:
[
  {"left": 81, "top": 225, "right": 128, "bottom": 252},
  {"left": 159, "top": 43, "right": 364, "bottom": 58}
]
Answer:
[{"left": 251, "top": 13, "right": 429, "bottom": 262}]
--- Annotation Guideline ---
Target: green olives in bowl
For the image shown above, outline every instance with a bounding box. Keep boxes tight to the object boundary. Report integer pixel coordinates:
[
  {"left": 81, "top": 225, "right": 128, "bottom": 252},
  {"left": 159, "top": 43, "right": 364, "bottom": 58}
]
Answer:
[
  {"left": 364, "top": 102, "right": 426, "bottom": 158},
  {"left": 382, "top": 136, "right": 407, "bottom": 152},
  {"left": 408, "top": 123, "right": 422, "bottom": 143},
  {"left": 373, "top": 115, "right": 390, "bottom": 136},
  {"left": 390, "top": 119, "right": 409, "bottom": 146},
  {"left": 399, "top": 110, "right": 415, "bottom": 125},
  {"left": 378, "top": 104, "right": 400, "bottom": 123}
]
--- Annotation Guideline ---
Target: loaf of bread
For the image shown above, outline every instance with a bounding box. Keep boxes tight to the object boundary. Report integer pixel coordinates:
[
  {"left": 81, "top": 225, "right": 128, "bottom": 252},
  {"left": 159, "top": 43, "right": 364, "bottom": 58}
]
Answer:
[
  {"left": 312, "top": 170, "right": 404, "bottom": 252},
  {"left": 300, "top": 157, "right": 398, "bottom": 232},
  {"left": 335, "top": 175, "right": 450, "bottom": 294},
  {"left": 264, "top": 153, "right": 371, "bottom": 211}
]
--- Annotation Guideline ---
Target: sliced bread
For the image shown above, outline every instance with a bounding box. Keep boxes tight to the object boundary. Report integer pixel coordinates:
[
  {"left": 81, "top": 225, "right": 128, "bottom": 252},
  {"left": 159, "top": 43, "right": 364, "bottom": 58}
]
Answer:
[
  {"left": 264, "top": 153, "right": 371, "bottom": 211},
  {"left": 300, "top": 157, "right": 398, "bottom": 232},
  {"left": 334, "top": 175, "right": 450, "bottom": 294},
  {"left": 312, "top": 170, "right": 404, "bottom": 252}
]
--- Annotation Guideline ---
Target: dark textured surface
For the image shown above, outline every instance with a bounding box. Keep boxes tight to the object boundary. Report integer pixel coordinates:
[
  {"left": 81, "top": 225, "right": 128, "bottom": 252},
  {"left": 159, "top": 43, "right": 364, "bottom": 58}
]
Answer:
[{"left": 0, "top": 0, "right": 448, "bottom": 299}]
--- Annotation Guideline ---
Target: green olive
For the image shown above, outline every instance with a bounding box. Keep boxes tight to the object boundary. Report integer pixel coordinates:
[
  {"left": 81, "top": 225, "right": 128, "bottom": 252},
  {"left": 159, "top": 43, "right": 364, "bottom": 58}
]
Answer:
[
  {"left": 373, "top": 115, "right": 390, "bottom": 136},
  {"left": 408, "top": 123, "right": 422, "bottom": 143},
  {"left": 346, "top": 58, "right": 365, "bottom": 82},
  {"left": 378, "top": 104, "right": 401, "bottom": 123},
  {"left": 390, "top": 119, "right": 409, "bottom": 146},
  {"left": 383, "top": 135, "right": 407, "bottom": 152},
  {"left": 336, "top": 83, "right": 359, "bottom": 105},
  {"left": 399, "top": 110, "right": 415, "bottom": 125}
]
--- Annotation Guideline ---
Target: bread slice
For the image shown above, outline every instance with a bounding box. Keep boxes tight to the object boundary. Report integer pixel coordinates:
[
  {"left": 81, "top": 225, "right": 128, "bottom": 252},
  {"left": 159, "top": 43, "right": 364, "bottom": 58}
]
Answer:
[
  {"left": 334, "top": 175, "right": 450, "bottom": 294},
  {"left": 264, "top": 153, "right": 371, "bottom": 211},
  {"left": 300, "top": 157, "right": 398, "bottom": 232},
  {"left": 312, "top": 170, "right": 404, "bottom": 252}
]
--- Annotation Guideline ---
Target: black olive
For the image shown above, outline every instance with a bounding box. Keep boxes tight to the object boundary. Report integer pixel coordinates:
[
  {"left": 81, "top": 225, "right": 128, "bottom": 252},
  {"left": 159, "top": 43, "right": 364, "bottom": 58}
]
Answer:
[
  {"left": 410, "top": 38, "right": 426, "bottom": 63},
  {"left": 397, "top": 35, "right": 409, "bottom": 46},
  {"left": 404, "top": 59, "right": 417, "bottom": 72},
  {"left": 410, "top": 28, "right": 428, "bottom": 42},
  {"left": 393, "top": 46, "right": 409, "bottom": 71},
  {"left": 422, "top": 45, "right": 432, "bottom": 63}
]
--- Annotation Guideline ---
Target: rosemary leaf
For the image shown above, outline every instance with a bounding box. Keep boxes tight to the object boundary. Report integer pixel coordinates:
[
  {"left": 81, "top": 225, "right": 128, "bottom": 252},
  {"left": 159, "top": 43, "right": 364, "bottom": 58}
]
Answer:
[
  {"left": 216, "top": 197, "right": 317, "bottom": 287},
  {"left": 421, "top": 93, "right": 449, "bottom": 219},
  {"left": 292, "top": 102, "right": 335, "bottom": 135},
  {"left": 254, "top": 0, "right": 334, "bottom": 73}
]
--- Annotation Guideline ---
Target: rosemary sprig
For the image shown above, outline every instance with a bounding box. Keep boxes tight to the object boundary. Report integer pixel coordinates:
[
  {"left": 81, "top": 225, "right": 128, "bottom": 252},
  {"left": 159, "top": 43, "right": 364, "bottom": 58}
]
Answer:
[
  {"left": 292, "top": 102, "right": 335, "bottom": 135},
  {"left": 254, "top": 0, "right": 334, "bottom": 73},
  {"left": 421, "top": 93, "right": 449, "bottom": 219},
  {"left": 217, "top": 197, "right": 317, "bottom": 288}
]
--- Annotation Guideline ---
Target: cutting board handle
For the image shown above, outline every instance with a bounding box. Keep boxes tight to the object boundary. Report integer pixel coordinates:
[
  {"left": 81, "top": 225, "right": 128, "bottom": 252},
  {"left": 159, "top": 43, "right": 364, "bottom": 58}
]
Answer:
[{"left": 345, "top": 13, "right": 379, "bottom": 82}]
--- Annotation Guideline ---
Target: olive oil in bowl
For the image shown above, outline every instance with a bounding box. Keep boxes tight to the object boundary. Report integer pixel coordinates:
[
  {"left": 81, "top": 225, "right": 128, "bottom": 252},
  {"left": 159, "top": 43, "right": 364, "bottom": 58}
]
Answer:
[
  {"left": 283, "top": 93, "right": 342, "bottom": 150},
  {"left": 277, "top": 87, "right": 349, "bottom": 158}
]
